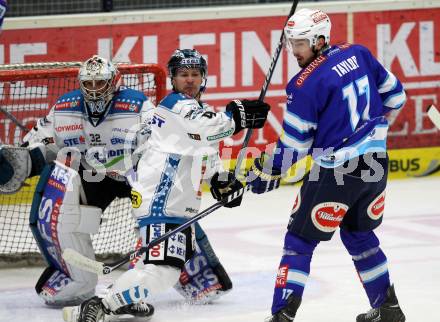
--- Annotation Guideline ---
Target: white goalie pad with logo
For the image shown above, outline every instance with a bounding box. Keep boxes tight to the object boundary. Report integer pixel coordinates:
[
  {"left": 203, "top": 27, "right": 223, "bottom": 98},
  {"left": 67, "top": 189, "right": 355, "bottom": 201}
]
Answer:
[
  {"left": 0, "top": 145, "right": 32, "bottom": 194},
  {"left": 30, "top": 161, "right": 103, "bottom": 306}
]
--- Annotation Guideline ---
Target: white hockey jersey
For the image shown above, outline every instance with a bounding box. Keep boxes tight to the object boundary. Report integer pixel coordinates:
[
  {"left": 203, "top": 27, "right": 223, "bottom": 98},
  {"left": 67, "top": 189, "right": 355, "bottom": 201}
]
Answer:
[
  {"left": 130, "top": 92, "right": 236, "bottom": 225},
  {"left": 23, "top": 87, "right": 154, "bottom": 181}
]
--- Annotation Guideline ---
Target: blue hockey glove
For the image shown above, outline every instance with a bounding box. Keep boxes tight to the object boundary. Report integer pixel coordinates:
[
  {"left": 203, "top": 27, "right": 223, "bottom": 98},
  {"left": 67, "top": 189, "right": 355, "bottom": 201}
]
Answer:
[
  {"left": 247, "top": 153, "right": 282, "bottom": 194},
  {"left": 210, "top": 171, "right": 244, "bottom": 208},
  {"left": 0, "top": 148, "right": 14, "bottom": 185}
]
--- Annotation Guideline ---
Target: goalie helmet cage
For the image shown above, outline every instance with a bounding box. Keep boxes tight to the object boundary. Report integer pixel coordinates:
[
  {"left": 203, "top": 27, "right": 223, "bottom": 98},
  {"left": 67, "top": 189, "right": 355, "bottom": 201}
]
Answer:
[{"left": 0, "top": 61, "right": 167, "bottom": 267}]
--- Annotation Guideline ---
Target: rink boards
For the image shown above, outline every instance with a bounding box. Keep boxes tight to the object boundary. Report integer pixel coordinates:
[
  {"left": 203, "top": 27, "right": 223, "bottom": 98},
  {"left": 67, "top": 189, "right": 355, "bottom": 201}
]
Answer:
[{"left": 1, "top": 146, "right": 439, "bottom": 206}]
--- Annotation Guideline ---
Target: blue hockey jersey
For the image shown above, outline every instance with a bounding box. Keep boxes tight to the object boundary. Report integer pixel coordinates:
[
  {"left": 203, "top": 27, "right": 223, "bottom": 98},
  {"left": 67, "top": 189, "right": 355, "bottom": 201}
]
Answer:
[{"left": 272, "top": 43, "right": 406, "bottom": 170}]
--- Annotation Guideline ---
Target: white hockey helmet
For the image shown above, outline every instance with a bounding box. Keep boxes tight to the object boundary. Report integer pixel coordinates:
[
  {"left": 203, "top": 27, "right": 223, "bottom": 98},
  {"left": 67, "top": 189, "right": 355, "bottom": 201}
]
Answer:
[
  {"left": 284, "top": 8, "right": 331, "bottom": 50},
  {"left": 78, "top": 55, "right": 121, "bottom": 107}
]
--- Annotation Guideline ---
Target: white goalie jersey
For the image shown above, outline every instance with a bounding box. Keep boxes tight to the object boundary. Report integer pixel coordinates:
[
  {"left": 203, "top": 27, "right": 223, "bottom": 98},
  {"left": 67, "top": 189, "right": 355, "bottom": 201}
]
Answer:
[
  {"left": 130, "top": 91, "right": 236, "bottom": 225},
  {"left": 22, "top": 87, "right": 155, "bottom": 180}
]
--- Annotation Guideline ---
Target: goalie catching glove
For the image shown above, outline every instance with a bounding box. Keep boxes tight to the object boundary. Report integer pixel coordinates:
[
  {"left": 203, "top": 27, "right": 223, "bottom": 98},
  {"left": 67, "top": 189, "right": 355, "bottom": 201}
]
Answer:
[
  {"left": 226, "top": 99, "right": 270, "bottom": 135},
  {"left": 247, "top": 152, "right": 282, "bottom": 194},
  {"left": 0, "top": 145, "right": 46, "bottom": 194},
  {"left": 0, "top": 146, "right": 32, "bottom": 194},
  {"left": 210, "top": 171, "right": 244, "bottom": 208}
]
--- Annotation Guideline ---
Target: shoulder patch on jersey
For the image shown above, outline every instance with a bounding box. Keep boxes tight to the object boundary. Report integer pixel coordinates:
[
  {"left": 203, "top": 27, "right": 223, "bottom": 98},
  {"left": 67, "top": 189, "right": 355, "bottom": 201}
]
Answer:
[
  {"left": 295, "top": 55, "right": 327, "bottom": 87},
  {"left": 325, "top": 43, "right": 352, "bottom": 57},
  {"left": 54, "top": 89, "right": 83, "bottom": 112},
  {"left": 336, "top": 42, "right": 352, "bottom": 50},
  {"left": 109, "top": 89, "right": 145, "bottom": 115}
]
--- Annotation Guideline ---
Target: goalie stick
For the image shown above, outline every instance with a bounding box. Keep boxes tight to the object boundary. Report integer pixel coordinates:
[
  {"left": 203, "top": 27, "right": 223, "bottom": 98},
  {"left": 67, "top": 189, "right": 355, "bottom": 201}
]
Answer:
[
  {"left": 0, "top": 105, "right": 30, "bottom": 133},
  {"left": 427, "top": 105, "right": 440, "bottom": 130},
  {"left": 63, "top": 0, "right": 300, "bottom": 275},
  {"left": 63, "top": 186, "right": 250, "bottom": 275}
]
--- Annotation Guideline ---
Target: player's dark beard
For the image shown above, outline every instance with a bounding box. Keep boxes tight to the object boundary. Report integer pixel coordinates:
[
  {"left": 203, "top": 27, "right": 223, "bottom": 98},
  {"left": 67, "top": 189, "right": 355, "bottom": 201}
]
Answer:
[{"left": 302, "top": 46, "right": 325, "bottom": 68}]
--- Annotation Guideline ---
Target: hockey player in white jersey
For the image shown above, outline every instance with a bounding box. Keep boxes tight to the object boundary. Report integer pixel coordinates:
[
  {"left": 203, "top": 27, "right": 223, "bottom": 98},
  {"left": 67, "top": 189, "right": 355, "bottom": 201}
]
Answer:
[
  {"left": 62, "top": 48, "right": 270, "bottom": 322},
  {"left": 0, "top": 55, "right": 157, "bottom": 318}
]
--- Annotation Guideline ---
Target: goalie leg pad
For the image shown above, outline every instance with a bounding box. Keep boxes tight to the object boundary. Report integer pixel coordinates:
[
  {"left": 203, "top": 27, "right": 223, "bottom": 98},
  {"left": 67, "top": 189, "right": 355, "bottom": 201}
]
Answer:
[
  {"left": 174, "top": 223, "right": 232, "bottom": 304},
  {"left": 35, "top": 266, "right": 95, "bottom": 307},
  {"left": 103, "top": 264, "right": 180, "bottom": 312},
  {"left": 29, "top": 161, "right": 101, "bottom": 306}
]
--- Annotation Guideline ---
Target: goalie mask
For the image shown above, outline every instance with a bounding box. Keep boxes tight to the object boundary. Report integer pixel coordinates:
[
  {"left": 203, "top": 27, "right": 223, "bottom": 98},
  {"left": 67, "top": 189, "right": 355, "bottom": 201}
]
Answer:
[
  {"left": 79, "top": 55, "right": 121, "bottom": 123},
  {"left": 284, "top": 8, "right": 331, "bottom": 52},
  {"left": 167, "top": 49, "right": 208, "bottom": 94}
]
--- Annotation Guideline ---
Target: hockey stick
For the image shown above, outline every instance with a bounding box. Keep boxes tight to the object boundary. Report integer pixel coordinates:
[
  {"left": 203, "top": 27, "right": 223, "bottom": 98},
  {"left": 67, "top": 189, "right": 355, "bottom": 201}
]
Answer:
[
  {"left": 234, "top": 0, "right": 299, "bottom": 179},
  {"left": 63, "top": 186, "right": 249, "bottom": 275},
  {"left": 63, "top": 0, "right": 300, "bottom": 275},
  {"left": 0, "top": 106, "right": 30, "bottom": 133},
  {"left": 427, "top": 105, "right": 440, "bottom": 130}
]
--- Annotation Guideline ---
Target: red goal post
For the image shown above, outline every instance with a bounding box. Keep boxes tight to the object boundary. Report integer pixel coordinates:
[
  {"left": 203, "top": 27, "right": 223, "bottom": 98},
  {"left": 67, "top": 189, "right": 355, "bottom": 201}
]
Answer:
[{"left": 0, "top": 61, "right": 167, "bottom": 266}]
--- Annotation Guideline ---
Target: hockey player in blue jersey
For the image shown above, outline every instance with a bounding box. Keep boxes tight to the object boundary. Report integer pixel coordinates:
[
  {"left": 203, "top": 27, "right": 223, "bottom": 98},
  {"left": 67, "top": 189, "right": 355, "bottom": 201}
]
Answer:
[{"left": 246, "top": 8, "right": 407, "bottom": 322}]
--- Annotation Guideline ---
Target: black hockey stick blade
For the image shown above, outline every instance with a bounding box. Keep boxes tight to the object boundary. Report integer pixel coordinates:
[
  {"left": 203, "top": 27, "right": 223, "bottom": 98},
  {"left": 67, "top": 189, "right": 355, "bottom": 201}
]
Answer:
[{"left": 63, "top": 185, "right": 250, "bottom": 275}]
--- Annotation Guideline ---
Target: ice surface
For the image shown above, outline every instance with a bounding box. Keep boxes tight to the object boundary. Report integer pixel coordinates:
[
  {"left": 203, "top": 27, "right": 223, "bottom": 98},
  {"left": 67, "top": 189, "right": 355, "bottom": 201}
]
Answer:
[{"left": 1, "top": 177, "right": 439, "bottom": 322}]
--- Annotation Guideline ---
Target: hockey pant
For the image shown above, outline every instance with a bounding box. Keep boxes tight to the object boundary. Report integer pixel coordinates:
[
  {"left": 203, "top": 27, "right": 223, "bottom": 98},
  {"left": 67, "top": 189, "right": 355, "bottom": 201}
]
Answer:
[
  {"left": 103, "top": 221, "right": 193, "bottom": 311},
  {"left": 30, "top": 161, "right": 102, "bottom": 306}
]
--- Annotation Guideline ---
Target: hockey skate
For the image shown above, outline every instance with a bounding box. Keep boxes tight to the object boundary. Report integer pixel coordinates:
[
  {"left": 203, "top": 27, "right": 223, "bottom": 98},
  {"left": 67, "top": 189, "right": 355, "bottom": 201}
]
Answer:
[
  {"left": 63, "top": 296, "right": 154, "bottom": 322},
  {"left": 114, "top": 299, "right": 154, "bottom": 319},
  {"left": 356, "top": 285, "right": 406, "bottom": 322},
  {"left": 63, "top": 296, "right": 110, "bottom": 322},
  {"left": 265, "top": 296, "right": 301, "bottom": 322}
]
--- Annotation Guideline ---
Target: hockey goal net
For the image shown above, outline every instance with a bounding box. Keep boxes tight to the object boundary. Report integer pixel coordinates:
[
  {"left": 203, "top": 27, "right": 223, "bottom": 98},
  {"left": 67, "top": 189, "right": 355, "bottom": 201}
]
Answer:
[{"left": 0, "top": 62, "right": 167, "bottom": 266}]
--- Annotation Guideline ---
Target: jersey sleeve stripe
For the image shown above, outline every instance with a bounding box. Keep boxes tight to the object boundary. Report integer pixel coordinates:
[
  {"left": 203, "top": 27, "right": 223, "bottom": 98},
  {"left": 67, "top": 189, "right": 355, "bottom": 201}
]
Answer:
[
  {"left": 383, "top": 91, "right": 406, "bottom": 109},
  {"left": 283, "top": 121, "right": 315, "bottom": 141},
  {"left": 378, "top": 69, "right": 397, "bottom": 94},
  {"left": 284, "top": 110, "right": 318, "bottom": 134},
  {"left": 280, "top": 130, "right": 313, "bottom": 152}
]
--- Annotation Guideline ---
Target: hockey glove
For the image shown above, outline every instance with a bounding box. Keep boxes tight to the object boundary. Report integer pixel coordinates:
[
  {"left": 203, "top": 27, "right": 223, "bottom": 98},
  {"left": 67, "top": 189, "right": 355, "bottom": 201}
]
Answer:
[
  {"left": 226, "top": 99, "right": 270, "bottom": 135},
  {"left": 247, "top": 153, "right": 282, "bottom": 194},
  {"left": 210, "top": 171, "right": 244, "bottom": 208}
]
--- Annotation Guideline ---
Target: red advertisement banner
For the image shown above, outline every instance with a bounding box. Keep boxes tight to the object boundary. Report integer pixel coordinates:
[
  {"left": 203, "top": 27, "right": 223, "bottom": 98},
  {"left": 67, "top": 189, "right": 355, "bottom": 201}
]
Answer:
[{"left": 1, "top": 8, "right": 439, "bottom": 154}]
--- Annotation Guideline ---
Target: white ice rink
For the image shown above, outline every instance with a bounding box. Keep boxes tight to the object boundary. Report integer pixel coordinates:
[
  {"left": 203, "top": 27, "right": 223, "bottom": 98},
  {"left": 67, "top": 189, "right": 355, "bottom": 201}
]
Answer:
[{"left": 1, "top": 177, "right": 439, "bottom": 322}]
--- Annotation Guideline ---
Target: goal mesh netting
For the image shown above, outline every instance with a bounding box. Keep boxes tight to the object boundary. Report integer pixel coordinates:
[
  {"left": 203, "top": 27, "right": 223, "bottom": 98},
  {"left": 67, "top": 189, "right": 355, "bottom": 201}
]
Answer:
[{"left": 0, "top": 62, "right": 166, "bottom": 266}]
